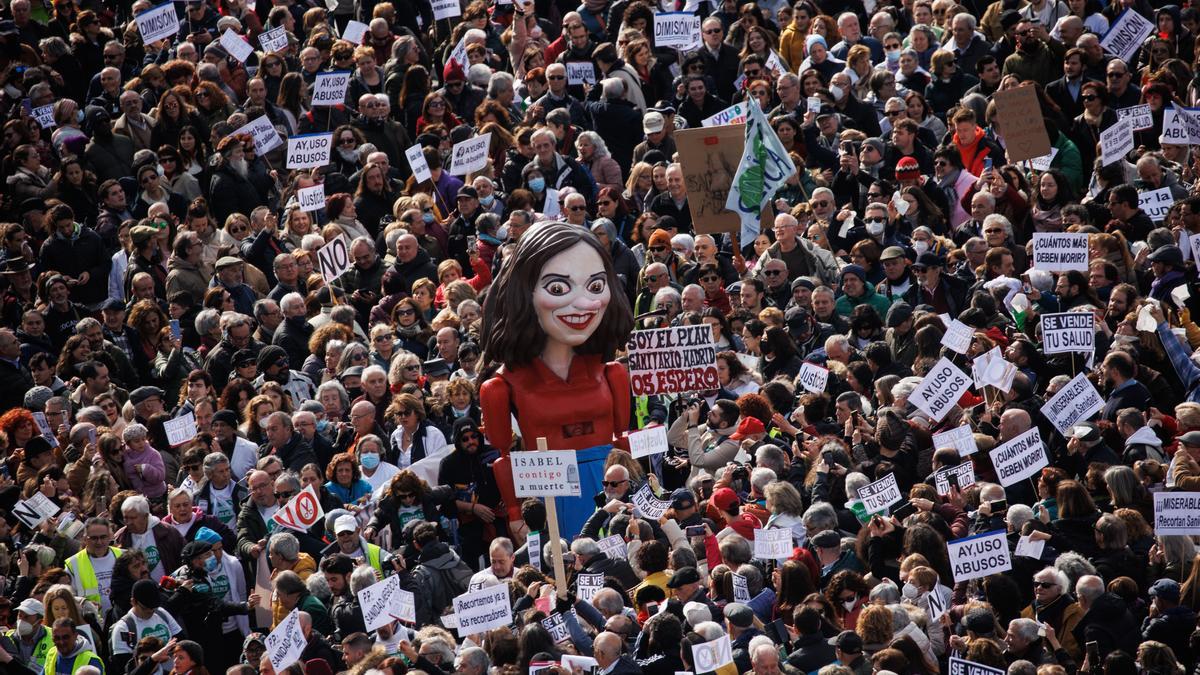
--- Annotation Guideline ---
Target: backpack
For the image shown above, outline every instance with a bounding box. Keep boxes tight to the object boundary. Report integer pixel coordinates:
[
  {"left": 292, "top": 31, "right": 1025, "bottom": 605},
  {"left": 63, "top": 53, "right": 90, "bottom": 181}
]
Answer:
[{"left": 415, "top": 554, "right": 474, "bottom": 617}]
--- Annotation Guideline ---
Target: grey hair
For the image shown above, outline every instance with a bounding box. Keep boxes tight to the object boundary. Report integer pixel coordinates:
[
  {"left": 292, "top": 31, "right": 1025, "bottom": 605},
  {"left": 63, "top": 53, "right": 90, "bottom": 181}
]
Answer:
[
  {"left": 1075, "top": 574, "right": 1104, "bottom": 603},
  {"left": 844, "top": 471, "right": 870, "bottom": 497},
  {"left": 755, "top": 445, "right": 787, "bottom": 475},
  {"left": 1055, "top": 553, "right": 1097, "bottom": 589},
  {"left": 1103, "top": 465, "right": 1140, "bottom": 506},
  {"left": 122, "top": 423, "right": 148, "bottom": 442},
  {"left": 576, "top": 130, "right": 611, "bottom": 158},
  {"left": 280, "top": 292, "right": 305, "bottom": 314},
  {"left": 487, "top": 71, "right": 514, "bottom": 98},
  {"left": 168, "top": 486, "right": 191, "bottom": 504},
  {"left": 983, "top": 213, "right": 1013, "bottom": 239},
  {"left": 824, "top": 334, "right": 849, "bottom": 353},
  {"left": 695, "top": 621, "right": 725, "bottom": 641},
  {"left": 601, "top": 77, "right": 624, "bottom": 100},
  {"left": 750, "top": 467, "right": 777, "bottom": 494},
  {"left": 803, "top": 501, "right": 839, "bottom": 531},
  {"left": 203, "top": 451, "right": 230, "bottom": 477},
  {"left": 571, "top": 538, "right": 601, "bottom": 558},
  {"left": 253, "top": 299, "right": 279, "bottom": 323},
  {"left": 316, "top": 380, "right": 350, "bottom": 410},
  {"left": 306, "top": 572, "right": 332, "bottom": 604},
  {"left": 593, "top": 587, "right": 625, "bottom": 615},
  {"left": 653, "top": 287, "right": 681, "bottom": 309},
  {"left": 870, "top": 580, "right": 901, "bottom": 604},
  {"left": 351, "top": 235, "right": 376, "bottom": 255},
  {"left": 266, "top": 411, "right": 293, "bottom": 432},
  {"left": 75, "top": 317, "right": 101, "bottom": 334},
  {"left": 1007, "top": 504, "right": 1034, "bottom": 531},
  {"left": 121, "top": 495, "right": 150, "bottom": 515},
  {"left": 349, "top": 564, "right": 380, "bottom": 594},
  {"left": 38, "top": 36, "right": 70, "bottom": 59},
  {"left": 891, "top": 376, "right": 924, "bottom": 401},
  {"left": 952, "top": 12, "right": 977, "bottom": 30},
  {"left": 274, "top": 470, "right": 302, "bottom": 493},
  {"left": 1008, "top": 617, "right": 1040, "bottom": 643},
  {"left": 195, "top": 308, "right": 221, "bottom": 335},
  {"left": 75, "top": 406, "right": 107, "bottom": 426},
  {"left": 458, "top": 647, "right": 490, "bottom": 674},
  {"left": 422, "top": 637, "right": 456, "bottom": 663},
  {"left": 220, "top": 312, "right": 253, "bottom": 335},
  {"left": 736, "top": 564, "right": 764, "bottom": 596},
  {"left": 269, "top": 531, "right": 300, "bottom": 561}
]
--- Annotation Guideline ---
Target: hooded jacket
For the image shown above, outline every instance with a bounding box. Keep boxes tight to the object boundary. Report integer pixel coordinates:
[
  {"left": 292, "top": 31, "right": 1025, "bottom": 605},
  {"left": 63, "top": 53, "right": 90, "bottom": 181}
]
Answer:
[
  {"left": 1124, "top": 425, "right": 1167, "bottom": 464},
  {"left": 165, "top": 255, "right": 208, "bottom": 302},
  {"left": 1071, "top": 592, "right": 1139, "bottom": 660}
]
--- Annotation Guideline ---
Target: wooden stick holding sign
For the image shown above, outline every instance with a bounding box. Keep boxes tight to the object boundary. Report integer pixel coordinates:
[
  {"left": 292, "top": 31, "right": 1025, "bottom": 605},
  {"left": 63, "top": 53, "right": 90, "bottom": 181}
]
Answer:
[{"left": 537, "top": 437, "right": 569, "bottom": 600}]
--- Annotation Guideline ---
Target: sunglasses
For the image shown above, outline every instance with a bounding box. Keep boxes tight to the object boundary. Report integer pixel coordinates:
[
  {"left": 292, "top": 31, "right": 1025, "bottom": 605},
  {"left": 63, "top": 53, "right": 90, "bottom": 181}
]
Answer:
[
  {"left": 700, "top": 275, "right": 720, "bottom": 282},
  {"left": 548, "top": 75, "right": 566, "bottom": 80},
  {"left": 1081, "top": 94, "right": 1098, "bottom": 101},
  {"left": 1033, "top": 581, "right": 1055, "bottom": 589},
  {"left": 568, "top": 205, "right": 586, "bottom": 212},
  {"left": 274, "top": 491, "right": 295, "bottom": 500},
  {"left": 763, "top": 269, "right": 784, "bottom": 276},
  {"left": 886, "top": 110, "right": 903, "bottom": 117},
  {"left": 602, "top": 479, "right": 628, "bottom": 487}
]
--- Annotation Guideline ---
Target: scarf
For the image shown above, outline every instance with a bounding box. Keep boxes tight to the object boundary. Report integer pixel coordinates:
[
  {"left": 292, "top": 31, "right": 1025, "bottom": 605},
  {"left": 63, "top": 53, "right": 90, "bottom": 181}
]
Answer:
[{"left": 396, "top": 323, "right": 424, "bottom": 340}]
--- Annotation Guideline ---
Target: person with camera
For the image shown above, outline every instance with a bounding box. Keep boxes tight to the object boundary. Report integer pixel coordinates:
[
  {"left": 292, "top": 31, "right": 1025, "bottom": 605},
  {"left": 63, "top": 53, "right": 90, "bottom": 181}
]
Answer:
[
  {"left": 667, "top": 399, "right": 742, "bottom": 482},
  {"left": 163, "top": 540, "right": 259, "bottom": 673}
]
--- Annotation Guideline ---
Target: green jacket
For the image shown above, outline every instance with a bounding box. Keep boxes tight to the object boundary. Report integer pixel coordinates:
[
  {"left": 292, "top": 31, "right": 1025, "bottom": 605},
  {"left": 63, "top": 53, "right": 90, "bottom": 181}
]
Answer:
[
  {"left": 835, "top": 282, "right": 892, "bottom": 319},
  {"left": 1049, "top": 131, "right": 1085, "bottom": 194}
]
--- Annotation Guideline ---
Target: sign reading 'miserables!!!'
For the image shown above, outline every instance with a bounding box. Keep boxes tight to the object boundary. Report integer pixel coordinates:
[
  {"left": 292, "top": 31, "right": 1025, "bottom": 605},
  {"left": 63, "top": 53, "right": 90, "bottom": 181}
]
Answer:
[{"left": 627, "top": 326, "right": 718, "bottom": 395}]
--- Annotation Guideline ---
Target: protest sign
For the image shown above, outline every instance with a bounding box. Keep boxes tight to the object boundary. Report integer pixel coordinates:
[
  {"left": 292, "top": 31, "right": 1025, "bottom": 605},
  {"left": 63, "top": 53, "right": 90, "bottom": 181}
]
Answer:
[
  {"left": 358, "top": 575, "right": 415, "bottom": 631},
  {"left": 993, "top": 85, "right": 1050, "bottom": 162},
  {"left": 753, "top": 527, "right": 793, "bottom": 560},
  {"left": 511, "top": 450, "right": 581, "bottom": 497},
  {"left": 797, "top": 361, "right": 829, "bottom": 394},
  {"left": 317, "top": 233, "right": 352, "bottom": 283},
  {"left": 1101, "top": 9, "right": 1155, "bottom": 62},
  {"left": 527, "top": 531, "right": 542, "bottom": 571},
  {"left": 577, "top": 573, "right": 604, "bottom": 601},
  {"left": 1041, "top": 312, "right": 1094, "bottom": 355},
  {"left": 947, "top": 530, "right": 1012, "bottom": 583},
  {"left": 272, "top": 484, "right": 325, "bottom": 532},
  {"left": 691, "top": 635, "right": 734, "bottom": 672},
  {"left": 1117, "top": 104, "right": 1153, "bottom": 131},
  {"left": 940, "top": 320, "right": 973, "bottom": 354},
  {"left": 1139, "top": 187, "right": 1174, "bottom": 222},
  {"left": 1028, "top": 147, "right": 1059, "bottom": 172},
  {"left": 731, "top": 573, "right": 751, "bottom": 603},
  {"left": 909, "top": 357, "right": 971, "bottom": 422},
  {"left": 626, "top": 325, "right": 718, "bottom": 396},
  {"left": 857, "top": 473, "right": 902, "bottom": 515},
  {"left": 654, "top": 12, "right": 701, "bottom": 48},
  {"left": 136, "top": 2, "right": 179, "bottom": 44},
  {"left": 454, "top": 584, "right": 512, "bottom": 635},
  {"left": 1153, "top": 492, "right": 1200, "bottom": 534},
  {"left": 598, "top": 534, "right": 627, "bottom": 560},
  {"left": 1174, "top": 285, "right": 1191, "bottom": 309},
  {"left": 1014, "top": 535, "right": 1046, "bottom": 559},
  {"left": 31, "top": 104, "right": 54, "bottom": 129},
  {"left": 266, "top": 609, "right": 306, "bottom": 672},
  {"left": 164, "top": 412, "right": 197, "bottom": 447},
  {"left": 286, "top": 132, "right": 332, "bottom": 169},
  {"left": 628, "top": 425, "right": 669, "bottom": 459},
  {"left": 542, "top": 613, "right": 571, "bottom": 643},
  {"left": 1100, "top": 118, "right": 1134, "bottom": 166},
  {"left": 933, "top": 462, "right": 976, "bottom": 496},
  {"left": 1032, "top": 233, "right": 1089, "bottom": 271},
  {"left": 563, "top": 656, "right": 599, "bottom": 674},
  {"left": 11, "top": 492, "right": 60, "bottom": 529},
  {"left": 932, "top": 424, "right": 978, "bottom": 457},
  {"left": 949, "top": 656, "right": 1007, "bottom": 675},
  {"left": 296, "top": 184, "right": 325, "bottom": 212},
  {"left": 1040, "top": 372, "right": 1105, "bottom": 435},
  {"left": 565, "top": 61, "right": 595, "bottom": 85},
  {"left": 702, "top": 102, "right": 748, "bottom": 128},
  {"left": 989, "top": 427, "right": 1048, "bottom": 486},
  {"left": 972, "top": 346, "right": 1017, "bottom": 393},
  {"left": 234, "top": 115, "right": 282, "bottom": 155},
  {"left": 1190, "top": 233, "right": 1200, "bottom": 268},
  {"left": 449, "top": 132, "right": 491, "bottom": 176},
  {"left": 32, "top": 412, "right": 56, "bottom": 447},
  {"left": 632, "top": 484, "right": 671, "bottom": 520},
  {"left": 674, "top": 125, "right": 773, "bottom": 234},
  {"left": 311, "top": 71, "right": 351, "bottom": 106},
  {"left": 259, "top": 26, "right": 288, "bottom": 52},
  {"left": 341, "top": 20, "right": 369, "bottom": 44},
  {"left": 1162, "top": 106, "right": 1200, "bottom": 144},
  {"left": 219, "top": 29, "right": 254, "bottom": 62},
  {"left": 433, "top": 0, "right": 461, "bottom": 19},
  {"left": 405, "top": 144, "right": 432, "bottom": 183}
]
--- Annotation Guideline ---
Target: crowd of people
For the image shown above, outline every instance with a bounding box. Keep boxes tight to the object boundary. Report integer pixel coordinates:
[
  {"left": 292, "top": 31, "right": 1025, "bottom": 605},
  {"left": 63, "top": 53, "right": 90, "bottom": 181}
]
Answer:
[{"left": 0, "top": 0, "right": 1199, "bottom": 673}]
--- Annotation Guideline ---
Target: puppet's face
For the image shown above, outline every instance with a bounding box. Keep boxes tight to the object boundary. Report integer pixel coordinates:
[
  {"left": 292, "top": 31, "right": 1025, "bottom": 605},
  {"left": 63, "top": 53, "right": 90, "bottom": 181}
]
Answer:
[{"left": 533, "top": 241, "right": 610, "bottom": 349}]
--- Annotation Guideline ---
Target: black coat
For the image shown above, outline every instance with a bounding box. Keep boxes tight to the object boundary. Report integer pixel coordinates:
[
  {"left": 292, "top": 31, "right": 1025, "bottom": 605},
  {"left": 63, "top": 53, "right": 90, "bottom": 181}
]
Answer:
[
  {"left": 209, "top": 164, "right": 264, "bottom": 227},
  {"left": 582, "top": 95, "right": 642, "bottom": 176},
  {"left": 38, "top": 228, "right": 111, "bottom": 306},
  {"left": 272, "top": 315, "right": 315, "bottom": 369}
]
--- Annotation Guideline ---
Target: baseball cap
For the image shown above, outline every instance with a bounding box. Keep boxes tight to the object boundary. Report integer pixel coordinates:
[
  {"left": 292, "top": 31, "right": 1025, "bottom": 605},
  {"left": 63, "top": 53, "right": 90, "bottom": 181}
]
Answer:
[
  {"left": 334, "top": 514, "right": 359, "bottom": 534},
  {"left": 643, "top": 111, "right": 665, "bottom": 134}
]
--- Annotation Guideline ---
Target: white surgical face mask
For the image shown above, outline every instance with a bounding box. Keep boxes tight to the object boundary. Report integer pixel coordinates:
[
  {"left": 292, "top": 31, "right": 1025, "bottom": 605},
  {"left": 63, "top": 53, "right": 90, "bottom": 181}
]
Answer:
[
  {"left": 866, "top": 220, "right": 885, "bottom": 236},
  {"left": 842, "top": 596, "right": 858, "bottom": 611},
  {"left": 902, "top": 582, "right": 920, "bottom": 600},
  {"left": 913, "top": 240, "right": 929, "bottom": 256},
  {"left": 16, "top": 619, "right": 33, "bottom": 637},
  {"left": 829, "top": 84, "right": 844, "bottom": 101}
]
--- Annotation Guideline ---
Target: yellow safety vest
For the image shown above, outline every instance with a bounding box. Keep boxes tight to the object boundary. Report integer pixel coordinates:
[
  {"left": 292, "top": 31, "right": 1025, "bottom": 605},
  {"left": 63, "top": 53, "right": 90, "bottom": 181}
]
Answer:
[
  {"left": 64, "top": 547, "right": 122, "bottom": 606},
  {"left": 4, "top": 626, "right": 52, "bottom": 668},
  {"left": 43, "top": 646, "right": 103, "bottom": 675},
  {"left": 366, "top": 543, "right": 383, "bottom": 574}
]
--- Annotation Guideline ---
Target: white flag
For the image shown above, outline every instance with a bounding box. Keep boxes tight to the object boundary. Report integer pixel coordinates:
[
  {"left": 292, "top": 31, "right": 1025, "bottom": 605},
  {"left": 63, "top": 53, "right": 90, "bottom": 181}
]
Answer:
[{"left": 724, "top": 98, "right": 796, "bottom": 244}]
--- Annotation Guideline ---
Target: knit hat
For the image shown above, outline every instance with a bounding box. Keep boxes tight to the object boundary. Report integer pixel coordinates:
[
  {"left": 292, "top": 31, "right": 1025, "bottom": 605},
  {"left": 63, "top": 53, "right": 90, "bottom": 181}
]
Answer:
[
  {"left": 841, "top": 264, "right": 867, "bottom": 285},
  {"left": 195, "top": 527, "right": 222, "bottom": 544},
  {"left": 805, "top": 34, "right": 827, "bottom": 52},
  {"left": 648, "top": 229, "right": 672, "bottom": 249},
  {"left": 443, "top": 60, "right": 466, "bottom": 82},
  {"left": 862, "top": 138, "right": 886, "bottom": 157},
  {"left": 256, "top": 345, "right": 288, "bottom": 370},
  {"left": 896, "top": 156, "right": 921, "bottom": 180}
]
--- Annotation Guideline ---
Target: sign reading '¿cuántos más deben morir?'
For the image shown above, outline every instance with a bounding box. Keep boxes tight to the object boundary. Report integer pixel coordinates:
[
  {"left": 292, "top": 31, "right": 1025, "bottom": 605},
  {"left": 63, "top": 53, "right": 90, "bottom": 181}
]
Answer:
[{"left": 627, "top": 325, "right": 718, "bottom": 395}]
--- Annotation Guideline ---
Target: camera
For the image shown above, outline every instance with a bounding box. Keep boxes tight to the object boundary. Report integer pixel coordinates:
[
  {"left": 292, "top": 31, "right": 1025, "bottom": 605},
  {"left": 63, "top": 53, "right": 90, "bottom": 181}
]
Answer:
[{"left": 731, "top": 464, "right": 750, "bottom": 481}]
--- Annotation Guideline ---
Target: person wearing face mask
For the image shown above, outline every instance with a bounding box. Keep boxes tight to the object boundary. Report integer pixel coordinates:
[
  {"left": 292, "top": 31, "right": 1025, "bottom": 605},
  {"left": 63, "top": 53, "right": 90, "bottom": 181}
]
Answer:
[
  {"left": 164, "top": 541, "right": 259, "bottom": 674},
  {"left": 4, "top": 598, "right": 51, "bottom": 673}
]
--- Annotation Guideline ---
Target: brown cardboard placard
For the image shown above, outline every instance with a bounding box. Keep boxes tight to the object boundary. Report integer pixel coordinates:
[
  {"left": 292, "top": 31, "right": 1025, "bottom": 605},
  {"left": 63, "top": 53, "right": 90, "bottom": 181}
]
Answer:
[
  {"left": 993, "top": 85, "right": 1051, "bottom": 164},
  {"left": 674, "top": 125, "right": 775, "bottom": 235}
]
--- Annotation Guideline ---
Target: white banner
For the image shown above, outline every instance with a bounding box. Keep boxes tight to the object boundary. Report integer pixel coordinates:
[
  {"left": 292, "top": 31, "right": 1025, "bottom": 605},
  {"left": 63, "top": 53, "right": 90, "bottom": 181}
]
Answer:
[
  {"left": 940, "top": 320, "right": 973, "bottom": 354},
  {"left": 11, "top": 492, "right": 60, "bottom": 529},
  {"left": 909, "top": 357, "right": 971, "bottom": 422},
  {"left": 164, "top": 412, "right": 197, "bottom": 447},
  {"left": 932, "top": 424, "right": 978, "bottom": 457},
  {"left": 406, "top": 144, "right": 432, "bottom": 183},
  {"left": 731, "top": 572, "right": 750, "bottom": 602},
  {"left": 989, "top": 427, "right": 1048, "bottom": 487},
  {"left": 577, "top": 573, "right": 604, "bottom": 601},
  {"left": 701, "top": 102, "right": 748, "bottom": 128},
  {"left": 691, "top": 635, "right": 734, "bottom": 672},
  {"left": 32, "top": 104, "right": 54, "bottom": 129},
  {"left": 1041, "top": 312, "right": 1094, "bottom": 355},
  {"left": 259, "top": 26, "right": 288, "bottom": 52},
  {"left": 136, "top": 2, "right": 179, "bottom": 45},
  {"left": 933, "top": 462, "right": 976, "bottom": 496},
  {"left": 972, "top": 346, "right": 1016, "bottom": 394},
  {"left": 1101, "top": 8, "right": 1155, "bottom": 62},
  {"left": 449, "top": 132, "right": 491, "bottom": 176},
  {"left": 856, "top": 473, "right": 902, "bottom": 515},
  {"left": 565, "top": 61, "right": 596, "bottom": 85},
  {"left": 753, "top": 527, "right": 792, "bottom": 560},
  {"left": 233, "top": 115, "right": 282, "bottom": 155},
  {"left": 296, "top": 184, "right": 325, "bottom": 213},
  {"left": 1116, "top": 104, "right": 1153, "bottom": 131},
  {"left": 358, "top": 574, "right": 415, "bottom": 631},
  {"left": 654, "top": 12, "right": 702, "bottom": 48},
  {"left": 949, "top": 656, "right": 1007, "bottom": 675},
  {"left": 219, "top": 29, "right": 254, "bottom": 63},
  {"left": 1031, "top": 232, "right": 1089, "bottom": 271},
  {"left": 286, "top": 132, "right": 333, "bottom": 169},
  {"left": 311, "top": 71, "right": 351, "bottom": 106},
  {"left": 511, "top": 450, "right": 581, "bottom": 497},
  {"left": 453, "top": 584, "right": 512, "bottom": 635},
  {"left": 316, "top": 233, "right": 352, "bottom": 283},
  {"left": 947, "top": 529, "right": 1011, "bottom": 583},
  {"left": 432, "top": 0, "right": 462, "bottom": 19},
  {"left": 797, "top": 361, "right": 829, "bottom": 394},
  {"left": 632, "top": 484, "right": 670, "bottom": 520},
  {"left": 628, "top": 425, "right": 669, "bottom": 459},
  {"left": 627, "top": 325, "right": 719, "bottom": 395},
  {"left": 597, "top": 534, "right": 627, "bottom": 559},
  {"left": 265, "top": 608, "right": 306, "bottom": 672},
  {"left": 1040, "top": 372, "right": 1105, "bottom": 435},
  {"left": 1153, "top": 492, "right": 1200, "bottom": 534},
  {"left": 1100, "top": 118, "right": 1134, "bottom": 166},
  {"left": 1139, "top": 187, "right": 1174, "bottom": 223},
  {"left": 341, "top": 20, "right": 369, "bottom": 44}
]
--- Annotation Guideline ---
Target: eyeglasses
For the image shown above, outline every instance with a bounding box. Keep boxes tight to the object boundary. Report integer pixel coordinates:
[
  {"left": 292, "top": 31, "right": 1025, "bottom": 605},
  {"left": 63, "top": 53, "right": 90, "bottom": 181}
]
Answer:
[
  {"left": 763, "top": 269, "right": 784, "bottom": 276},
  {"left": 811, "top": 201, "right": 830, "bottom": 208},
  {"left": 1107, "top": 71, "right": 1126, "bottom": 78},
  {"left": 700, "top": 275, "right": 720, "bottom": 282},
  {"left": 934, "top": 160, "right": 948, "bottom": 167},
  {"left": 704, "top": 28, "right": 722, "bottom": 34},
  {"left": 403, "top": 364, "right": 421, "bottom": 371},
  {"left": 649, "top": 245, "right": 667, "bottom": 252},
  {"left": 983, "top": 228, "right": 1004, "bottom": 234},
  {"left": 886, "top": 110, "right": 903, "bottom": 117},
  {"left": 339, "top": 137, "right": 356, "bottom": 145},
  {"left": 374, "top": 333, "right": 393, "bottom": 341},
  {"left": 602, "top": 479, "right": 629, "bottom": 487},
  {"left": 645, "top": 274, "right": 661, "bottom": 281},
  {"left": 568, "top": 205, "right": 586, "bottom": 212},
  {"left": 428, "top": 100, "right": 445, "bottom": 108},
  {"left": 1081, "top": 94, "right": 1098, "bottom": 101},
  {"left": 1033, "top": 581, "right": 1055, "bottom": 589}
]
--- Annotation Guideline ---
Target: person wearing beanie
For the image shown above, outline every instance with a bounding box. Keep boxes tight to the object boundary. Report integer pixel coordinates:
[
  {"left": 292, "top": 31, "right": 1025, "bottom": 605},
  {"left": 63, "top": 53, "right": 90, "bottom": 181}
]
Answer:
[
  {"left": 884, "top": 124, "right": 934, "bottom": 182},
  {"left": 834, "top": 264, "right": 893, "bottom": 319},
  {"left": 642, "top": 226, "right": 696, "bottom": 285},
  {"left": 438, "top": 58, "right": 486, "bottom": 124}
]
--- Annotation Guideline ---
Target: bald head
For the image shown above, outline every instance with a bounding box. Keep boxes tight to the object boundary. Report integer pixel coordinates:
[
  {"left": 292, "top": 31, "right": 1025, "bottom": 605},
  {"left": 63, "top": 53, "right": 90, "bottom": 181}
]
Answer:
[
  {"left": 594, "top": 632, "right": 623, "bottom": 667},
  {"left": 999, "top": 409, "right": 1031, "bottom": 440}
]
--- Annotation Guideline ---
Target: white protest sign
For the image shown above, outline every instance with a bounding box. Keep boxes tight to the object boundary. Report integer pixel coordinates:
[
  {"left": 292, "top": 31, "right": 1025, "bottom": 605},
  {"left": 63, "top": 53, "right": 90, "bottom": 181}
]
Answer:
[
  {"left": 432, "top": 0, "right": 462, "bottom": 19},
  {"left": 731, "top": 573, "right": 751, "bottom": 602},
  {"left": 972, "top": 346, "right": 1017, "bottom": 394},
  {"left": 989, "top": 427, "right": 1048, "bottom": 486},
  {"left": 341, "top": 20, "right": 369, "bottom": 44},
  {"left": 627, "top": 325, "right": 719, "bottom": 395},
  {"left": 271, "top": 484, "right": 325, "bottom": 532},
  {"left": 654, "top": 12, "right": 701, "bottom": 48},
  {"left": 702, "top": 102, "right": 748, "bottom": 128},
  {"left": 447, "top": 34, "right": 469, "bottom": 68},
  {"left": 949, "top": 656, "right": 1007, "bottom": 675},
  {"left": 597, "top": 534, "right": 628, "bottom": 559},
  {"left": 164, "top": 412, "right": 197, "bottom": 447},
  {"left": 449, "top": 132, "right": 491, "bottom": 176},
  {"left": 909, "top": 357, "right": 971, "bottom": 422},
  {"left": 1153, "top": 492, "right": 1200, "bottom": 534},
  {"left": 1173, "top": 284, "right": 1191, "bottom": 309},
  {"left": 296, "top": 183, "right": 325, "bottom": 213},
  {"left": 31, "top": 412, "right": 57, "bottom": 447},
  {"left": 1041, "top": 312, "right": 1094, "bottom": 355},
  {"left": 1101, "top": 8, "right": 1155, "bottom": 63},
  {"left": 316, "top": 233, "right": 352, "bottom": 283},
  {"left": 1040, "top": 372, "right": 1105, "bottom": 435},
  {"left": 628, "top": 425, "right": 669, "bottom": 459},
  {"left": 565, "top": 61, "right": 596, "bottom": 85},
  {"left": 234, "top": 115, "right": 282, "bottom": 155},
  {"left": 311, "top": 70, "right": 351, "bottom": 106},
  {"left": 286, "top": 132, "right": 333, "bottom": 169},
  {"left": 1139, "top": 187, "right": 1174, "bottom": 223},
  {"left": 940, "top": 320, "right": 974, "bottom": 354},
  {"left": 11, "top": 491, "right": 60, "bottom": 529},
  {"left": 1027, "top": 147, "right": 1059, "bottom": 173},
  {"left": 1014, "top": 535, "right": 1046, "bottom": 559},
  {"left": 1190, "top": 233, "right": 1200, "bottom": 267},
  {"left": 1117, "top": 104, "right": 1153, "bottom": 131},
  {"left": 1031, "top": 232, "right": 1089, "bottom": 271},
  {"left": 543, "top": 188, "right": 560, "bottom": 218},
  {"left": 857, "top": 473, "right": 902, "bottom": 515},
  {"left": 947, "top": 529, "right": 1012, "bottom": 583},
  {"left": 632, "top": 484, "right": 671, "bottom": 520},
  {"left": 563, "top": 656, "right": 600, "bottom": 673},
  {"left": 405, "top": 144, "right": 432, "bottom": 183},
  {"left": 219, "top": 29, "right": 254, "bottom": 63},
  {"left": 527, "top": 530, "right": 542, "bottom": 571},
  {"left": 358, "top": 575, "right": 415, "bottom": 631},
  {"left": 265, "top": 609, "right": 307, "bottom": 672},
  {"left": 933, "top": 462, "right": 976, "bottom": 496},
  {"left": 542, "top": 612, "right": 571, "bottom": 643},
  {"left": 691, "top": 635, "right": 734, "bottom": 672},
  {"left": 453, "top": 584, "right": 512, "bottom": 635},
  {"left": 753, "top": 527, "right": 793, "bottom": 560},
  {"left": 136, "top": 2, "right": 179, "bottom": 45},
  {"left": 932, "top": 424, "right": 978, "bottom": 457},
  {"left": 259, "top": 26, "right": 288, "bottom": 52},
  {"left": 1100, "top": 118, "right": 1134, "bottom": 166},
  {"left": 32, "top": 104, "right": 54, "bottom": 129},
  {"left": 511, "top": 450, "right": 581, "bottom": 497},
  {"left": 797, "top": 361, "right": 829, "bottom": 394},
  {"left": 577, "top": 573, "right": 604, "bottom": 601}
]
